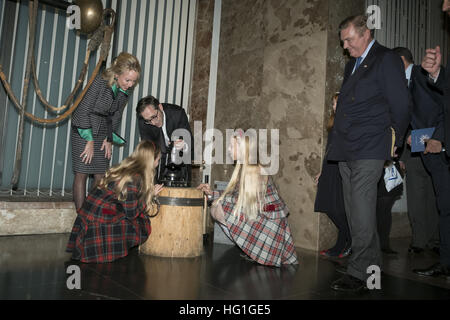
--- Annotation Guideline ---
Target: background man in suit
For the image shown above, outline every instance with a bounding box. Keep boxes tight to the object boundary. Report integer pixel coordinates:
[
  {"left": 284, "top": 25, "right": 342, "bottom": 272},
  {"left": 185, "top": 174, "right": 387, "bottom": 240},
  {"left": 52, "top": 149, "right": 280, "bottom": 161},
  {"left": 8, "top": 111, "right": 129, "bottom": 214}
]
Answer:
[
  {"left": 413, "top": 0, "right": 450, "bottom": 278},
  {"left": 327, "top": 15, "right": 411, "bottom": 292},
  {"left": 136, "top": 95, "right": 193, "bottom": 184},
  {"left": 393, "top": 47, "right": 440, "bottom": 256}
]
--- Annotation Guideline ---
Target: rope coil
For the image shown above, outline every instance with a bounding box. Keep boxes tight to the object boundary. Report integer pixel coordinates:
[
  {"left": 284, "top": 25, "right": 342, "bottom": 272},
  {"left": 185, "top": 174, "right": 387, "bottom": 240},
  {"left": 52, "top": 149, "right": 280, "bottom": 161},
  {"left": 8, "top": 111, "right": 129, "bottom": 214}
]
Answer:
[
  {"left": 0, "top": 0, "right": 116, "bottom": 188},
  {"left": 0, "top": 3, "right": 116, "bottom": 124}
]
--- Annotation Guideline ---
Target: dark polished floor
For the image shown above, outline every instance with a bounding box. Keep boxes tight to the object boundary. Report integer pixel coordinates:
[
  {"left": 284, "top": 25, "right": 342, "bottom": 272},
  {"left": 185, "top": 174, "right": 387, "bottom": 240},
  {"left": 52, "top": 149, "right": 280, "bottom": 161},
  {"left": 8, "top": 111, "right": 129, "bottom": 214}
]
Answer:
[{"left": 0, "top": 233, "right": 449, "bottom": 300}]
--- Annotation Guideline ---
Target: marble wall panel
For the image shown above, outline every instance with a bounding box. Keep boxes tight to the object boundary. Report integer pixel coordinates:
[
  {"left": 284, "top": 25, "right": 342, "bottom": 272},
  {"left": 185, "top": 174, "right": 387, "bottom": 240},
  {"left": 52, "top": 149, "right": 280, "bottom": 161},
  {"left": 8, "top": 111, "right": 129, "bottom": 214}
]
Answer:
[{"left": 190, "top": 0, "right": 215, "bottom": 133}]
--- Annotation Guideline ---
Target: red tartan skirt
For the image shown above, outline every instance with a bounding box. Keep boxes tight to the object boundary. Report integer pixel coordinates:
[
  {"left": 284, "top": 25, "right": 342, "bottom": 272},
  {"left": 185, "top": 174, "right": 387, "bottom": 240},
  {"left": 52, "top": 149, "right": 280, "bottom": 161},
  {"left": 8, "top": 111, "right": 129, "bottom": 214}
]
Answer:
[
  {"left": 215, "top": 178, "right": 299, "bottom": 267},
  {"left": 66, "top": 214, "right": 151, "bottom": 263},
  {"left": 66, "top": 187, "right": 152, "bottom": 263}
]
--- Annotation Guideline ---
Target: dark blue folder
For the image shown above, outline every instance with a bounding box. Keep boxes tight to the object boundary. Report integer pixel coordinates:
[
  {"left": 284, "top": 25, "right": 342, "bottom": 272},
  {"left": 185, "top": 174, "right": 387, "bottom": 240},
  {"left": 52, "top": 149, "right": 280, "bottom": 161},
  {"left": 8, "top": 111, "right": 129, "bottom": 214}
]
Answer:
[{"left": 411, "top": 127, "right": 435, "bottom": 153}]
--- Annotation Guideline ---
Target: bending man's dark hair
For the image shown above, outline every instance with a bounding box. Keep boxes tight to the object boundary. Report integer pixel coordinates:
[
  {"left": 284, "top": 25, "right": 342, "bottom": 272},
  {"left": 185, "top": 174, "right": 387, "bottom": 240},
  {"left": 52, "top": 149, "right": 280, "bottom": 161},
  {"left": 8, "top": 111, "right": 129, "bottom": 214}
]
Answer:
[
  {"left": 136, "top": 95, "right": 160, "bottom": 118},
  {"left": 392, "top": 47, "right": 414, "bottom": 64}
]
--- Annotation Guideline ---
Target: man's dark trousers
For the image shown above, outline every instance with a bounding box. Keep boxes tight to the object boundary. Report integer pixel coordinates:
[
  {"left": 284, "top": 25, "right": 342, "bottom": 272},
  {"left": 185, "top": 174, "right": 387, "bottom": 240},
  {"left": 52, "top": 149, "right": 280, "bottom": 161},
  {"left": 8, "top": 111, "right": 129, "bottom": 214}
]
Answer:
[
  {"left": 404, "top": 151, "right": 439, "bottom": 249},
  {"left": 421, "top": 153, "right": 450, "bottom": 266},
  {"left": 339, "top": 159, "right": 385, "bottom": 281}
]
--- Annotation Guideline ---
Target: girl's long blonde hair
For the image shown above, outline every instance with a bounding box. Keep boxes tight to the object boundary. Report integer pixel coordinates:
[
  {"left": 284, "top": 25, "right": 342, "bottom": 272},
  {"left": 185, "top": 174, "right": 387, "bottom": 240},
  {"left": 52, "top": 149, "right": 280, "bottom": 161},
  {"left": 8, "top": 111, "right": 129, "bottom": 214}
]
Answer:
[
  {"left": 97, "top": 140, "right": 160, "bottom": 216},
  {"left": 215, "top": 131, "right": 267, "bottom": 221},
  {"left": 102, "top": 52, "right": 141, "bottom": 88}
]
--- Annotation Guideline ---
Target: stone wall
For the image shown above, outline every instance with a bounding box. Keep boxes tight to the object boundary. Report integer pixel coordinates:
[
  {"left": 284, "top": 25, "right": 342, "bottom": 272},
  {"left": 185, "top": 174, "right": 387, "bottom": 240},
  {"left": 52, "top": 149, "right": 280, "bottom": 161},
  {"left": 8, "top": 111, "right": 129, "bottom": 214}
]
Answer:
[{"left": 0, "top": 202, "right": 76, "bottom": 235}]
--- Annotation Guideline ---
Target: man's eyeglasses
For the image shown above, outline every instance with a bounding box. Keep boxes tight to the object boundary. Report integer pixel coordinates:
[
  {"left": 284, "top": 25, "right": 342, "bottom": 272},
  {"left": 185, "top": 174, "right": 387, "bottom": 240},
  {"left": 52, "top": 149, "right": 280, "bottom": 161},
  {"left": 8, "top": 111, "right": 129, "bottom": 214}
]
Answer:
[{"left": 143, "top": 110, "right": 159, "bottom": 125}]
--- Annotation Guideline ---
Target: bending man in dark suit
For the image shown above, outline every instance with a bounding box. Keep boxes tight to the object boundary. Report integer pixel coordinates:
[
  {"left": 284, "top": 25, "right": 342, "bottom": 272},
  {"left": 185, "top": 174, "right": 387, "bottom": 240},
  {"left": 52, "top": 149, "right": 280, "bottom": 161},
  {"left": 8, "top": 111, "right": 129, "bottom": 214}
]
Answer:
[
  {"left": 136, "top": 95, "right": 193, "bottom": 184},
  {"left": 412, "top": 0, "right": 450, "bottom": 278},
  {"left": 327, "top": 15, "right": 411, "bottom": 292}
]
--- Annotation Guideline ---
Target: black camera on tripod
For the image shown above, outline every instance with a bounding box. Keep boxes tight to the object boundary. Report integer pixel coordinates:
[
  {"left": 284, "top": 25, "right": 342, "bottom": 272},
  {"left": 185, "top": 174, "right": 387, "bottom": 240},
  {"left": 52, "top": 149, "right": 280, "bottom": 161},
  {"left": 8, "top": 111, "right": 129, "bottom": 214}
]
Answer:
[{"left": 157, "top": 139, "right": 191, "bottom": 188}]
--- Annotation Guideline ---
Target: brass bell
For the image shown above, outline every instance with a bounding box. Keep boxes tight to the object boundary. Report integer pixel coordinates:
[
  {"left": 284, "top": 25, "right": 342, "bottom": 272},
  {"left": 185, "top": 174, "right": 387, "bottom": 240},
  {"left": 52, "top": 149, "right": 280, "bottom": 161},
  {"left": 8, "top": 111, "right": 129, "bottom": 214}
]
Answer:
[{"left": 74, "top": 0, "right": 104, "bottom": 34}]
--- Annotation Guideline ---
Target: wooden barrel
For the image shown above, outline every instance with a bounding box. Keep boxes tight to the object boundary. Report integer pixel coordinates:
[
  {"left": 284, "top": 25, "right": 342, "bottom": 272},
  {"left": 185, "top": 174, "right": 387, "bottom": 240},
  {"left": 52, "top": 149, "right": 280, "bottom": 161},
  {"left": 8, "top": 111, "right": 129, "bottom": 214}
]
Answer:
[{"left": 140, "top": 187, "right": 204, "bottom": 257}]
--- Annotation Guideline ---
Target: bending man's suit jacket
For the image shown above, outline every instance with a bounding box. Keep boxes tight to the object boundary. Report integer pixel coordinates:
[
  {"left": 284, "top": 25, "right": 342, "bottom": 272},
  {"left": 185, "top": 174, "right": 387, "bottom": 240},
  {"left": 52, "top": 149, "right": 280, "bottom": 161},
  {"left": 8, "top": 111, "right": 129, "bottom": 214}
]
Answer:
[
  {"left": 137, "top": 103, "right": 193, "bottom": 160},
  {"left": 328, "top": 41, "right": 411, "bottom": 162}
]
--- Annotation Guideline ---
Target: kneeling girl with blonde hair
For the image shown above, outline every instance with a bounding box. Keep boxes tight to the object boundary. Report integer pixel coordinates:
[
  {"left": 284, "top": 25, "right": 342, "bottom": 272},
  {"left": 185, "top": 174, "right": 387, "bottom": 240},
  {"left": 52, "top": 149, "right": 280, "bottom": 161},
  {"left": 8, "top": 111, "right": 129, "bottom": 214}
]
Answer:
[
  {"left": 198, "top": 129, "right": 299, "bottom": 267},
  {"left": 67, "top": 140, "right": 163, "bottom": 263}
]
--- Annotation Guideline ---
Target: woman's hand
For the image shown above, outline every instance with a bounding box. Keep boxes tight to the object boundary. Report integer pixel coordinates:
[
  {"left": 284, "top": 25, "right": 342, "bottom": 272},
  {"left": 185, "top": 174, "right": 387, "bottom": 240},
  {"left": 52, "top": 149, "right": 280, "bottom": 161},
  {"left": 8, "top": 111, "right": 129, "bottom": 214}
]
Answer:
[
  {"left": 197, "top": 183, "right": 212, "bottom": 195},
  {"left": 314, "top": 172, "right": 321, "bottom": 185},
  {"left": 101, "top": 139, "right": 112, "bottom": 160},
  {"left": 80, "top": 141, "right": 94, "bottom": 164},
  {"left": 407, "top": 135, "right": 412, "bottom": 146},
  {"left": 154, "top": 184, "right": 164, "bottom": 196}
]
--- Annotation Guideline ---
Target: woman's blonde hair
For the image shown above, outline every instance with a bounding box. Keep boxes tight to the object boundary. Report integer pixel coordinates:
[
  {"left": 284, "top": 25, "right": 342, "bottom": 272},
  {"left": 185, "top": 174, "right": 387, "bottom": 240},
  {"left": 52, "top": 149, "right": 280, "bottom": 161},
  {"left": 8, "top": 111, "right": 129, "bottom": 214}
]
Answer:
[
  {"left": 98, "top": 140, "right": 160, "bottom": 216},
  {"left": 215, "top": 130, "right": 267, "bottom": 221},
  {"left": 103, "top": 52, "right": 141, "bottom": 88}
]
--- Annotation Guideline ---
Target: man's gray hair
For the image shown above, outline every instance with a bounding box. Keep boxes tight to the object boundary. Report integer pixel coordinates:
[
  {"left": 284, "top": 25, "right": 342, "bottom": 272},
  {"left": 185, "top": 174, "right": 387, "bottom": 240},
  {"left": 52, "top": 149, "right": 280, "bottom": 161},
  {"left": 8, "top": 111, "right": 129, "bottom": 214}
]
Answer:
[{"left": 339, "top": 15, "right": 375, "bottom": 38}]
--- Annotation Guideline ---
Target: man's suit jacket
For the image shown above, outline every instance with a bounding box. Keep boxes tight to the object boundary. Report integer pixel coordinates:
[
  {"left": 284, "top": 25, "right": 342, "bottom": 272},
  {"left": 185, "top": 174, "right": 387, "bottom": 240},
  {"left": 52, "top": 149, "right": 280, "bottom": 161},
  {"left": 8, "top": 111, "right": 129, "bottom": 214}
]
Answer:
[
  {"left": 328, "top": 41, "right": 411, "bottom": 161},
  {"left": 409, "top": 65, "right": 445, "bottom": 142},
  {"left": 433, "top": 65, "right": 450, "bottom": 157},
  {"left": 137, "top": 103, "right": 193, "bottom": 159}
]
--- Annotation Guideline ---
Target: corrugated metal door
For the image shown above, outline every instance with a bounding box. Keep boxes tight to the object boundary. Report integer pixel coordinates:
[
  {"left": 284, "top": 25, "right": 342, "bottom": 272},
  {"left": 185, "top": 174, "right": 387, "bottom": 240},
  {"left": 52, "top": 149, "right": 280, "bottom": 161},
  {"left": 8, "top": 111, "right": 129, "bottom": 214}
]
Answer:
[{"left": 366, "top": 0, "right": 449, "bottom": 64}]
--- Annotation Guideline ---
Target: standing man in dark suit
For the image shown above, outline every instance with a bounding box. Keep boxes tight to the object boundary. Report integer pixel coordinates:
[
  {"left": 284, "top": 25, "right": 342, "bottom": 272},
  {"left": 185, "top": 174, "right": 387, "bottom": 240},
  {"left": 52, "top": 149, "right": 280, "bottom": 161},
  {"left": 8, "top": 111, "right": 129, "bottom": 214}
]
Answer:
[
  {"left": 393, "top": 47, "right": 440, "bottom": 255},
  {"left": 136, "top": 95, "right": 193, "bottom": 184},
  {"left": 412, "top": 0, "right": 450, "bottom": 278},
  {"left": 327, "top": 15, "right": 411, "bottom": 292}
]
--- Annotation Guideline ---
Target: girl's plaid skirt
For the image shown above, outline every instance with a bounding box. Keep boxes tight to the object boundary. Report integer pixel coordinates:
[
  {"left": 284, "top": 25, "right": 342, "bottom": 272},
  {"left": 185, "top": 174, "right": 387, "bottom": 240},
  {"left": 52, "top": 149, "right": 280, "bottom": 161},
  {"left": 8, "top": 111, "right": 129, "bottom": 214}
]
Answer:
[
  {"left": 66, "top": 182, "right": 151, "bottom": 263},
  {"left": 215, "top": 177, "right": 299, "bottom": 267}
]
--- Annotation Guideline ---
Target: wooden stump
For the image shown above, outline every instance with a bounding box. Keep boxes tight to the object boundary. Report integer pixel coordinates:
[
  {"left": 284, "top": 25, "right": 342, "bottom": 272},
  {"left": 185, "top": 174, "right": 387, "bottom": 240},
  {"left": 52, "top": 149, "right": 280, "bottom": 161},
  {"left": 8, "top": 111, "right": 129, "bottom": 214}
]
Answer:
[{"left": 140, "top": 187, "right": 204, "bottom": 257}]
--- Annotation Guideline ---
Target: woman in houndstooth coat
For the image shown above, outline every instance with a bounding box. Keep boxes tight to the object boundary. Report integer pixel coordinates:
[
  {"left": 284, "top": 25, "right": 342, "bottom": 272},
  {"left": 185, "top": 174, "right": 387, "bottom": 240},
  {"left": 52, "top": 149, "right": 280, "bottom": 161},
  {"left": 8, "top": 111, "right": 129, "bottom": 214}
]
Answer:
[
  {"left": 198, "top": 129, "right": 299, "bottom": 267},
  {"left": 71, "top": 52, "right": 141, "bottom": 210}
]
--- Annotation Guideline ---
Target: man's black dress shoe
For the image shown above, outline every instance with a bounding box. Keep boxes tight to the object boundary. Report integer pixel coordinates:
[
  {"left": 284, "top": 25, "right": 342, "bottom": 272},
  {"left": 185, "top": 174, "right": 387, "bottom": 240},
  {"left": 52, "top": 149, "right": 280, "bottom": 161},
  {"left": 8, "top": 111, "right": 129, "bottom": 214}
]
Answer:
[
  {"left": 413, "top": 263, "right": 450, "bottom": 278},
  {"left": 331, "top": 275, "right": 367, "bottom": 293},
  {"left": 408, "top": 246, "right": 424, "bottom": 254}
]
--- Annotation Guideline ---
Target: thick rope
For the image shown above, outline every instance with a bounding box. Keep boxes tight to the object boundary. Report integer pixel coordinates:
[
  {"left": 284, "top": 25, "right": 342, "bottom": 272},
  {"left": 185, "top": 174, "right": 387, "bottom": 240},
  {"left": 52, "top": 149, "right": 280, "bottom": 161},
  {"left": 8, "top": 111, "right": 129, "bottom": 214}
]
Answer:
[
  {"left": 0, "top": 58, "right": 103, "bottom": 124},
  {"left": 0, "top": 8, "right": 115, "bottom": 124},
  {"left": 11, "top": 0, "right": 39, "bottom": 188},
  {"left": 30, "top": 49, "right": 91, "bottom": 113}
]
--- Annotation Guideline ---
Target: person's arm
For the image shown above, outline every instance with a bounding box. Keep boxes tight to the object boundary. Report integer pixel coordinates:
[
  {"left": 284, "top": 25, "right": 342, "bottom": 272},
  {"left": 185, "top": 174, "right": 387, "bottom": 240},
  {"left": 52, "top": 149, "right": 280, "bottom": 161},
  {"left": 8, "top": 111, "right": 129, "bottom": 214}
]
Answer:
[
  {"left": 261, "top": 177, "right": 288, "bottom": 219},
  {"left": 422, "top": 46, "right": 445, "bottom": 90},
  {"left": 110, "top": 95, "right": 129, "bottom": 143},
  {"left": 73, "top": 75, "right": 102, "bottom": 131},
  {"left": 73, "top": 76, "right": 103, "bottom": 164},
  {"left": 172, "top": 108, "right": 193, "bottom": 157},
  {"left": 380, "top": 51, "right": 411, "bottom": 148},
  {"left": 197, "top": 184, "right": 222, "bottom": 201},
  {"left": 119, "top": 182, "right": 142, "bottom": 220}
]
